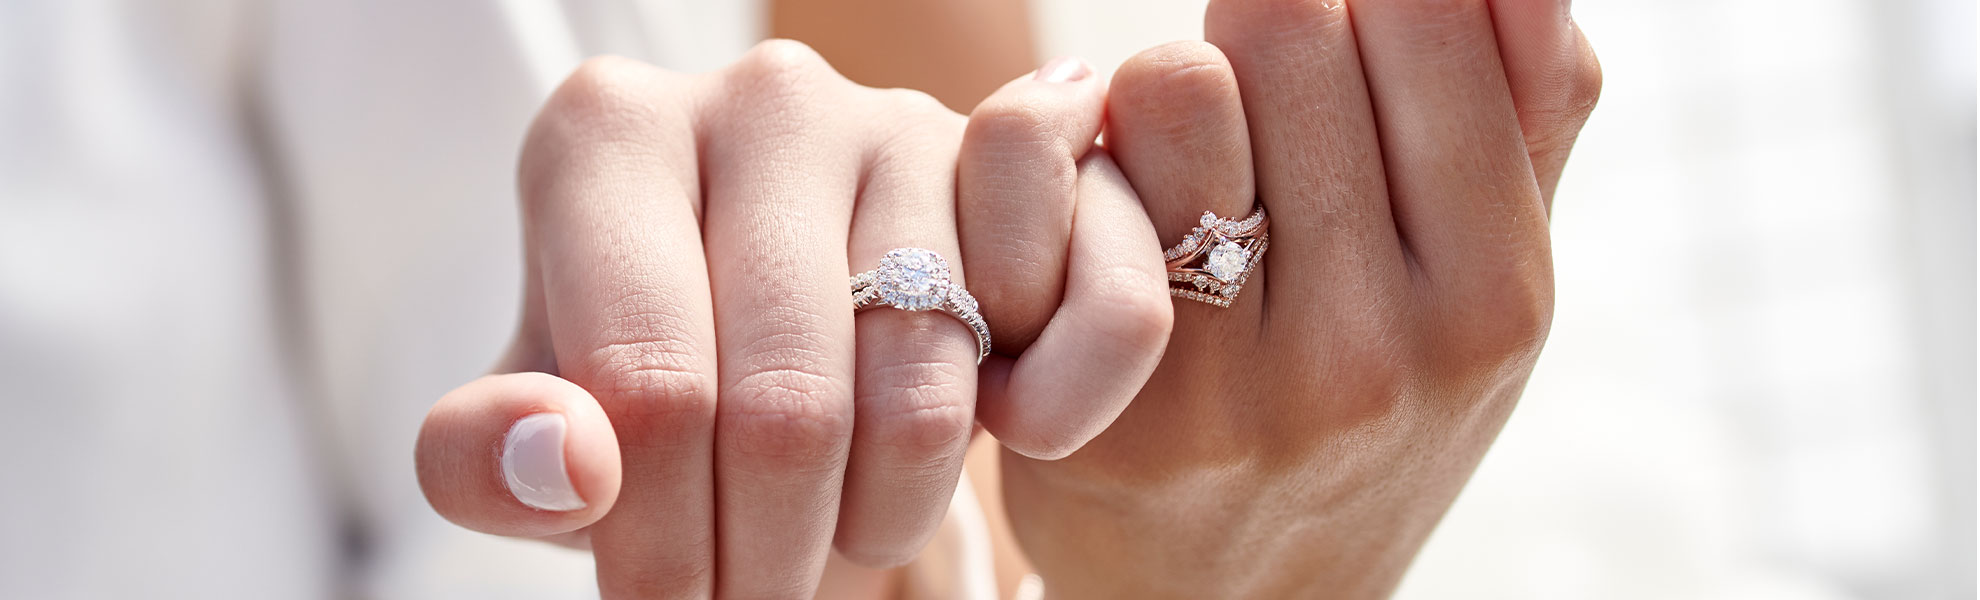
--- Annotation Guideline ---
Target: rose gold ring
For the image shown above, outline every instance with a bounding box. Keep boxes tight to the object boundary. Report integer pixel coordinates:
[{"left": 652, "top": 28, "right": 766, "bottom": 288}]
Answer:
[
  {"left": 1163, "top": 203, "right": 1269, "bottom": 308},
  {"left": 850, "top": 248, "right": 992, "bottom": 363}
]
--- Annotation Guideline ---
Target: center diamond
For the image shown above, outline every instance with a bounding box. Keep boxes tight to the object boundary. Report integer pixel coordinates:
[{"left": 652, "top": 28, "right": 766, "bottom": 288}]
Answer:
[
  {"left": 1205, "top": 240, "right": 1248, "bottom": 282},
  {"left": 877, "top": 248, "right": 950, "bottom": 311}
]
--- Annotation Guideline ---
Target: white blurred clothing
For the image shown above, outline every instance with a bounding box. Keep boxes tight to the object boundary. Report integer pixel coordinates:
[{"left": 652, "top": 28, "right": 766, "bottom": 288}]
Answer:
[{"left": 0, "top": 1, "right": 756, "bottom": 597}]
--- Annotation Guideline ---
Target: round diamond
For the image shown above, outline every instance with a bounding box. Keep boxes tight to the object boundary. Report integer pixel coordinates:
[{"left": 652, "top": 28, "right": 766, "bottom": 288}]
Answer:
[
  {"left": 877, "top": 248, "right": 949, "bottom": 311},
  {"left": 1205, "top": 241, "right": 1248, "bottom": 282}
]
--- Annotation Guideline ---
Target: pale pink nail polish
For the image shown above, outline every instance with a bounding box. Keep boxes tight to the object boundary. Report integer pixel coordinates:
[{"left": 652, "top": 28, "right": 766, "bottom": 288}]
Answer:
[
  {"left": 502, "top": 412, "right": 586, "bottom": 511},
  {"left": 1033, "top": 56, "right": 1092, "bottom": 83}
]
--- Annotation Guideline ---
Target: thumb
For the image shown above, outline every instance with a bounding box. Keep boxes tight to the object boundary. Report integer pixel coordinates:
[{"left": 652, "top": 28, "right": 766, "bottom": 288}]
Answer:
[{"left": 415, "top": 372, "right": 621, "bottom": 539}]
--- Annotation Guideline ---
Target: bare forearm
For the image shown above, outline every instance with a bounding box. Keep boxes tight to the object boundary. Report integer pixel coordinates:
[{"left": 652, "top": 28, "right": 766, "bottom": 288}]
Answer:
[{"left": 771, "top": 0, "right": 1036, "bottom": 111}]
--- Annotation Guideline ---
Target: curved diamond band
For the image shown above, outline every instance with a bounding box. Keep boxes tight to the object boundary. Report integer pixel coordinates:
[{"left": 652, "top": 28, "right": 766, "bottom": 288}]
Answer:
[
  {"left": 850, "top": 248, "right": 992, "bottom": 363},
  {"left": 1163, "top": 203, "right": 1269, "bottom": 308}
]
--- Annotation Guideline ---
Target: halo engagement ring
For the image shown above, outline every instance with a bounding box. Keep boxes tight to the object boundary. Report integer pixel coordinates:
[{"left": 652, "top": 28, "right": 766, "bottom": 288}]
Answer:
[
  {"left": 850, "top": 248, "right": 992, "bottom": 363},
  {"left": 1163, "top": 203, "right": 1270, "bottom": 308}
]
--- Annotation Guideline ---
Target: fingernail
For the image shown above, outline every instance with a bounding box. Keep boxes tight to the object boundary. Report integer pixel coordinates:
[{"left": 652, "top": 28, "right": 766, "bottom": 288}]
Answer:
[
  {"left": 502, "top": 413, "right": 586, "bottom": 511},
  {"left": 1033, "top": 56, "right": 1091, "bottom": 83}
]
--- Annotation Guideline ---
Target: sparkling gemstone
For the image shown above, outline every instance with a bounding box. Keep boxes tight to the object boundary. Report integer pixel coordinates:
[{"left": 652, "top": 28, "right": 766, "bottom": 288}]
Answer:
[
  {"left": 877, "top": 248, "right": 949, "bottom": 311},
  {"left": 950, "top": 288, "right": 978, "bottom": 314},
  {"left": 1205, "top": 241, "right": 1248, "bottom": 282},
  {"left": 1200, "top": 212, "right": 1219, "bottom": 228}
]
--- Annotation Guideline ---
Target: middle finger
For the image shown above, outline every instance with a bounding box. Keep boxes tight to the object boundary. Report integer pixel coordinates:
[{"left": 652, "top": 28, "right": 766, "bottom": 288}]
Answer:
[
  {"left": 1204, "top": 0, "right": 1410, "bottom": 331},
  {"left": 702, "top": 42, "right": 862, "bottom": 597}
]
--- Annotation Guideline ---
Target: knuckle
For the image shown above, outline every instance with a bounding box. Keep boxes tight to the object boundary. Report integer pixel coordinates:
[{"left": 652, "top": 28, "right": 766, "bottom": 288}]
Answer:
[
  {"left": 1110, "top": 55, "right": 1245, "bottom": 152},
  {"left": 968, "top": 93, "right": 1070, "bottom": 155},
  {"left": 1566, "top": 47, "right": 1605, "bottom": 120},
  {"left": 877, "top": 86, "right": 951, "bottom": 116},
  {"left": 1442, "top": 276, "right": 1555, "bottom": 362},
  {"left": 862, "top": 360, "right": 975, "bottom": 452},
  {"left": 1116, "top": 41, "right": 1234, "bottom": 104},
  {"left": 723, "top": 366, "right": 853, "bottom": 461},
  {"left": 522, "top": 56, "right": 687, "bottom": 213},
  {"left": 715, "top": 40, "right": 852, "bottom": 138},
  {"left": 583, "top": 342, "right": 716, "bottom": 437},
  {"left": 869, "top": 88, "right": 966, "bottom": 150},
  {"left": 730, "top": 38, "right": 840, "bottom": 98},
  {"left": 539, "top": 55, "right": 664, "bottom": 138},
  {"left": 1526, "top": 46, "right": 1604, "bottom": 138},
  {"left": 576, "top": 291, "right": 716, "bottom": 433},
  {"left": 961, "top": 99, "right": 1079, "bottom": 200},
  {"left": 600, "top": 562, "right": 714, "bottom": 600}
]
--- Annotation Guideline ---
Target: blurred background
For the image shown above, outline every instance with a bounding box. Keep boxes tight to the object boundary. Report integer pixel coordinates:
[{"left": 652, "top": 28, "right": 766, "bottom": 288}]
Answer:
[{"left": 0, "top": 0, "right": 1971, "bottom": 599}]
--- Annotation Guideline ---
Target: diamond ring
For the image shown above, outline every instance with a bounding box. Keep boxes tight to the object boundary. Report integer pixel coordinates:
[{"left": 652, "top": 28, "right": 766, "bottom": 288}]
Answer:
[
  {"left": 1163, "top": 203, "right": 1270, "bottom": 307},
  {"left": 850, "top": 248, "right": 992, "bottom": 363}
]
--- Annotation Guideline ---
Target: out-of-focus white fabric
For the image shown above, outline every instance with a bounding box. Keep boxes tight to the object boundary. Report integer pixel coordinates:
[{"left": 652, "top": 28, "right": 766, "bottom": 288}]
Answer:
[
  {"left": 258, "top": 1, "right": 758, "bottom": 597},
  {"left": 0, "top": 1, "right": 757, "bottom": 598},
  {"left": 0, "top": 1, "right": 335, "bottom": 598}
]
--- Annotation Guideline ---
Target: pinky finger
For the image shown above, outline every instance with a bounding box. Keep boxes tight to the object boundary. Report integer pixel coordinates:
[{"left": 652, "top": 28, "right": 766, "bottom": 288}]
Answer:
[
  {"left": 1490, "top": 0, "right": 1602, "bottom": 207},
  {"left": 977, "top": 150, "right": 1174, "bottom": 460},
  {"left": 416, "top": 372, "right": 622, "bottom": 539}
]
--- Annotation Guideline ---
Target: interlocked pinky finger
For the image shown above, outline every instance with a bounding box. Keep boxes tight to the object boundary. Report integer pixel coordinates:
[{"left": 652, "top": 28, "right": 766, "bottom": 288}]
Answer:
[{"left": 977, "top": 151, "right": 1173, "bottom": 460}]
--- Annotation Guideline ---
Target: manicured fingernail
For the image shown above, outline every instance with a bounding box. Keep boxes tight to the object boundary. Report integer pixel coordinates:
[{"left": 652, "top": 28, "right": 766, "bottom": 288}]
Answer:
[
  {"left": 1033, "top": 56, "right": 1091, "bottom": 83},
  {"left": 502, "top": 413, "right": 585, "bottom": 511}
]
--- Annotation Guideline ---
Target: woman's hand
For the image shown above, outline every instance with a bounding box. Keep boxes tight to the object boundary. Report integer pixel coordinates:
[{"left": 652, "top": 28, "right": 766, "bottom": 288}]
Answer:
[
  {"left": 987, "top": 0, "right": 1601, "bottom": 596},
  {"left": 411, "top": 41, "right": 1171, "bottom": 598}
]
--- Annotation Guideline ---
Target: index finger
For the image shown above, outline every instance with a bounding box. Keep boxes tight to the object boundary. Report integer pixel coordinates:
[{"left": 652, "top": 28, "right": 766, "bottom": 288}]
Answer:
[{"left": 522, "top": 57, "right": 720, "bottom": 599}]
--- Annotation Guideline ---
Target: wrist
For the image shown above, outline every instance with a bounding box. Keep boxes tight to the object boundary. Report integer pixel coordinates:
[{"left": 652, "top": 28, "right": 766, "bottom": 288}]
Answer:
[{"left": 1000, "top": 455, "right": 1451, "bottom": 599}]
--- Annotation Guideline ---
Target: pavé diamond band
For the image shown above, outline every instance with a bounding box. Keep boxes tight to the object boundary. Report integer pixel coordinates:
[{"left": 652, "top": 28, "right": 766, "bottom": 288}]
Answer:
[
  {"left": 1163, "top": 203, "right": 1270, "bottom": 308},
  {"left": 850, "top": 248, "right": 992, "bottom": 363}
]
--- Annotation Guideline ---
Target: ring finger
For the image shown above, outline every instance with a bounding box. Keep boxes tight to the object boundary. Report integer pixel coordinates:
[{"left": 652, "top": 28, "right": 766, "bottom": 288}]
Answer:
[
  {"left": 1106, "top": 40, "right": 1261, "bottom": 319},
  {"left": 835, "top": 98, "right": 981, "bottom": 567}
]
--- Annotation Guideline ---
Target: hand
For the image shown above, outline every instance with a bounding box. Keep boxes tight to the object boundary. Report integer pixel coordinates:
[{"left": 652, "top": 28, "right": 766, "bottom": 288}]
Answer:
[
  {"left": 988, "top": 0, "right": 1601, "bottom": 596},
  {"left": 411, "top": 42, "right": 1172, "bottom": 598}
]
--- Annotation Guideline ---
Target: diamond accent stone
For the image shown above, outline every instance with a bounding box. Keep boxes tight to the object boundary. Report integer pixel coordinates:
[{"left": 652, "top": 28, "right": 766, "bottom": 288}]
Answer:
[
  {"left": 949, "top": 287, "right": 978, "bottom": 314},
  {"left": 1205, "top": 241, "right": 1248, "bottom": 282},
  {"left": 877, "top": 248, "right": 950, "bottom": 311}
]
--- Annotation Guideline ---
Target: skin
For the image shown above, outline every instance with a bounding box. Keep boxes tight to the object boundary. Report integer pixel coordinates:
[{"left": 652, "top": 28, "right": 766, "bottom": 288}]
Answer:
[
  {"left": 982, "top": 0, "right": 1603, "bottom": 596},
  {"left": 771, "top": 0, "right": 1036, "bottom": 111},
  {"left": 415, "top": 0, "right": 1603, "bottom": 596},
  {"left": 414, "top": 41, "right": 1170, "bottom": 600}
]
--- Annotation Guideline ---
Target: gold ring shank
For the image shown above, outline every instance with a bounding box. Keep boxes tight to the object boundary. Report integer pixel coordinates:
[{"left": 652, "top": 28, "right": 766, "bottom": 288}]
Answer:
[{"left": 1162, "top": 203, "right": 1270, "bottom": 308}]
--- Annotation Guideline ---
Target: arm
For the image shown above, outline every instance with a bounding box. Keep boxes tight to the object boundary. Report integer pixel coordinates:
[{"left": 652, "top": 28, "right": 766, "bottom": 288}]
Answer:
[{"left": 771, "top": 0, "right": 1037, "bottom": 111}]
